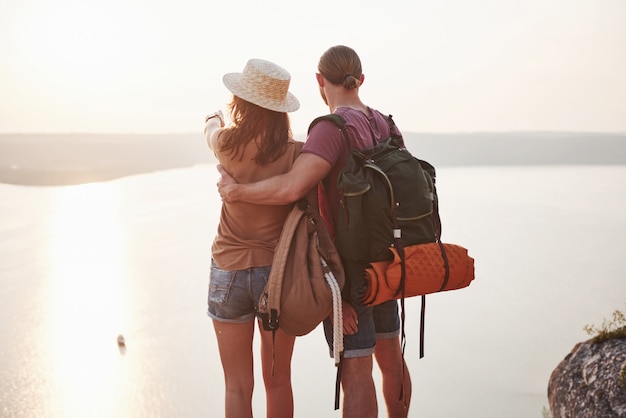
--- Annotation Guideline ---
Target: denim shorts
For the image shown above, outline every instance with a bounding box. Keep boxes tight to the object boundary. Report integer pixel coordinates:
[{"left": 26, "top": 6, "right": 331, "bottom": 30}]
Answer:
[
  {"left": 207, "top": 260, "right": 271, "bottom": 323},
  {"left": 323, "top": 299, "right": 400, "bottom": 358}
]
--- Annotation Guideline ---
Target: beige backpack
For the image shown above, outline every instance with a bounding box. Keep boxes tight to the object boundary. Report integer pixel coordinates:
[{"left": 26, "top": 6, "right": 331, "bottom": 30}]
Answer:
[{"left": 258, "top": 193, "right": 345, "bottom": 364}]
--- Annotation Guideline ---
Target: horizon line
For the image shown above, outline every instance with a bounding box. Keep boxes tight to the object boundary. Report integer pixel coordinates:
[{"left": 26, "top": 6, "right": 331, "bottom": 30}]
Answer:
[{"left": 1, "top": 130, "right": 625, "bottom": 136}]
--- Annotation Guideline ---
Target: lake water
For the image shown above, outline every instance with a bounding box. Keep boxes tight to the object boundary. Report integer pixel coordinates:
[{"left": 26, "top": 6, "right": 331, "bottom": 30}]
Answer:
[{"left": 1, "top": 164, "right": 625, "bottom": 418}]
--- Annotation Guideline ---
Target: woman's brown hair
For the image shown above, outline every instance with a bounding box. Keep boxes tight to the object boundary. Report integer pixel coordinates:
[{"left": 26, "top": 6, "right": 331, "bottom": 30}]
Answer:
[
  {"left": 318, "top": 45, "right": 362, "bottom": 90},
  {"left": 218, "top": 95, "right": 292, "bottom": 165}
]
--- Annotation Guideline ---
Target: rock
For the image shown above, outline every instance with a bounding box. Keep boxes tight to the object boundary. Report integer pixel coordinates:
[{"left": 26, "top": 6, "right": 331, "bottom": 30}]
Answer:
[{"left": 548, "top": 338, "right": 626, "bottom": 417}]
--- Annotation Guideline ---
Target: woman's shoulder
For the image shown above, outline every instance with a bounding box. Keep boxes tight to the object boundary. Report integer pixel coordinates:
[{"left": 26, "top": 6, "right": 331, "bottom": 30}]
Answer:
[
  {"left": 286, "top": 138, "right": 304, "bottom": 162},
  {"left": 288, "top": 137, "right": 304, "bottom": 148},
  {"left": 212, "top": 129, "right": 230, "bottom": 163}
]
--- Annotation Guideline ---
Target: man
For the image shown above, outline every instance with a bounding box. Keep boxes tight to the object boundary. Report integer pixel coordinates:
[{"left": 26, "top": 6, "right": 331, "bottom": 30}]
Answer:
[{"left": 217, "top": 45, "right": 411, "bottom": 418}]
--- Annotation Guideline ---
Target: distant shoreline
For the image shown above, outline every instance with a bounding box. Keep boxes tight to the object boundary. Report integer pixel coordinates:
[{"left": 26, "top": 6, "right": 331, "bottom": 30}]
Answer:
[
  {"left": 1, "top": 132, "right": 624, "bottom": 186},
  {"left": 0, "top": 133, "right": 215, "bottom": 186}
]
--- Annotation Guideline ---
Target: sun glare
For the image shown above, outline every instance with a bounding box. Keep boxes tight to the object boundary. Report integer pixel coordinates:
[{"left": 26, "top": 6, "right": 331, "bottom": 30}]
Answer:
[{"left": 44, "top": 182, "right": 130, "bottom": 415}]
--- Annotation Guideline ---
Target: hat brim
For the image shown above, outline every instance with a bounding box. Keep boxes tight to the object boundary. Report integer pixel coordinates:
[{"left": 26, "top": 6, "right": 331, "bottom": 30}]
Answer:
[{"left": 223, "top": 73, "right": 300, "bottom": 113}]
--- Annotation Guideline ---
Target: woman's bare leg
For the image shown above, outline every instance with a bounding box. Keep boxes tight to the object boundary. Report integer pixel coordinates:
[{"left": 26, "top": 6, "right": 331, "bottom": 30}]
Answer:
[
  {"left": 259, "top": 322, "right": 296, "bottom": 418},
  {"left": 213, "top": 320, "right": 255, "bottom": 418}
]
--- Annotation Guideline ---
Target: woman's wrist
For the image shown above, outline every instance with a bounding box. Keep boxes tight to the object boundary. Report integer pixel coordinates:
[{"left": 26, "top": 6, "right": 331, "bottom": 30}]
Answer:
[{"left": 205, "top": 110, "right": 225, "bottom": 127}]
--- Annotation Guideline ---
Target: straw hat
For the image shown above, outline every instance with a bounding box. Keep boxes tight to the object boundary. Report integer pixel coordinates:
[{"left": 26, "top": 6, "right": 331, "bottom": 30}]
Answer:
[{"left": 223, "top": 59, "right": 300, "bottom": 113}]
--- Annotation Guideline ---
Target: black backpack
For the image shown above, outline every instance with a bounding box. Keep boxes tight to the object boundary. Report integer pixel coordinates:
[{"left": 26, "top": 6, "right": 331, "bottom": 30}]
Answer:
[
  {"left": 310, "top": 113, "right": 476, "bottom": 411},
  {"left": 308, "top": 113, "right": 441, "bottom": 360}
]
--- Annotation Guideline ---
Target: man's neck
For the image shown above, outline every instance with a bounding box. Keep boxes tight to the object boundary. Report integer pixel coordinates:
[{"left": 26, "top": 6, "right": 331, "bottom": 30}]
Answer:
[
  {"left": 328, "top": 98, "right": 368, "bottom": 114},
  {"left": 325, "top": 86, "right": 367, "bottom": 114}
]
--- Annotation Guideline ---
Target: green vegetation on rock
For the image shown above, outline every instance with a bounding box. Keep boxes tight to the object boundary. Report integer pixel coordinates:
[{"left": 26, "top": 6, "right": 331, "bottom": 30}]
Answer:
[{"left": 583, "top": 309, "right": 626, "bottom": 343}]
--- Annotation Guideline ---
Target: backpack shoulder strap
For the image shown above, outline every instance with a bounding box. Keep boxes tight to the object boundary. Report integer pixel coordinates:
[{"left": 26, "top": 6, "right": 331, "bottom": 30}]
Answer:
[
  {"left": 384, "top": 114, "right": 403, "bottom": 141},
  {"left": 308, "top": 114, "right": 351, "bottom": 150},
  {"left": 308, "top": 113, "right": 346, "bottom": 132},
  {"left": 262, "top": 202, "right": 306, "bottom": 331}
]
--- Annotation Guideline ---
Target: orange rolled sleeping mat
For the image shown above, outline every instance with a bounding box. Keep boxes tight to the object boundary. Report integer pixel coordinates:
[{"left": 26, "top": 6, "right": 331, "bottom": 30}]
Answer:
[{"left": 363, "top": 243, "right": 475, "bottom": 306}]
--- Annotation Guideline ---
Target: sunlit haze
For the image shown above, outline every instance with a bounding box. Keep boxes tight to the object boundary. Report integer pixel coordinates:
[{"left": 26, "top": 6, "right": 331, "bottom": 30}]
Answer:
[{"left": 1, "top": 0, "right": 624, "bottom": 134}]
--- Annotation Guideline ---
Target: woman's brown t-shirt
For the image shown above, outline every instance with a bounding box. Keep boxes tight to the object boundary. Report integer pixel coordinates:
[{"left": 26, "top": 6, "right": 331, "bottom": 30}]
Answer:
[{"left": 211, "top": 131, "right": 301, "bottom": 270}]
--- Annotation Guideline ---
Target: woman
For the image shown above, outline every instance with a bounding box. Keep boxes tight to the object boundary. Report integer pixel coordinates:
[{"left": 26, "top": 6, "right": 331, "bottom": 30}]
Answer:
[{"left": 203, "top": 59, "right": 301, "bottom": 418}]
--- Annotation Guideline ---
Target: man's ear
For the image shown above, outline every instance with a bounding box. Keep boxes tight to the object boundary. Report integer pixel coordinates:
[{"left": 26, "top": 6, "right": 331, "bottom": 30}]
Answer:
[{"left": 316, "top": 73, "right": 325, "bottom": 87}]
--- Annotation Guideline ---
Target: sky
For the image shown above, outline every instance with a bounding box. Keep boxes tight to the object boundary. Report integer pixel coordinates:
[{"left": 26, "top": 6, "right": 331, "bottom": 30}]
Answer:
[{"left": 0, "top": 0, "right": 625, "bottom": 135}]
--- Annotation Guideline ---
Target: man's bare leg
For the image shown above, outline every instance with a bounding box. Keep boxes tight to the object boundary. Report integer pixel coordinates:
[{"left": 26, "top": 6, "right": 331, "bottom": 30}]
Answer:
[
  {"left": 375, "top": 337, "right": 411, "bottom": 418},
  {"left": 341, "top": 355, "right": 378, "bottom": 418}
]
